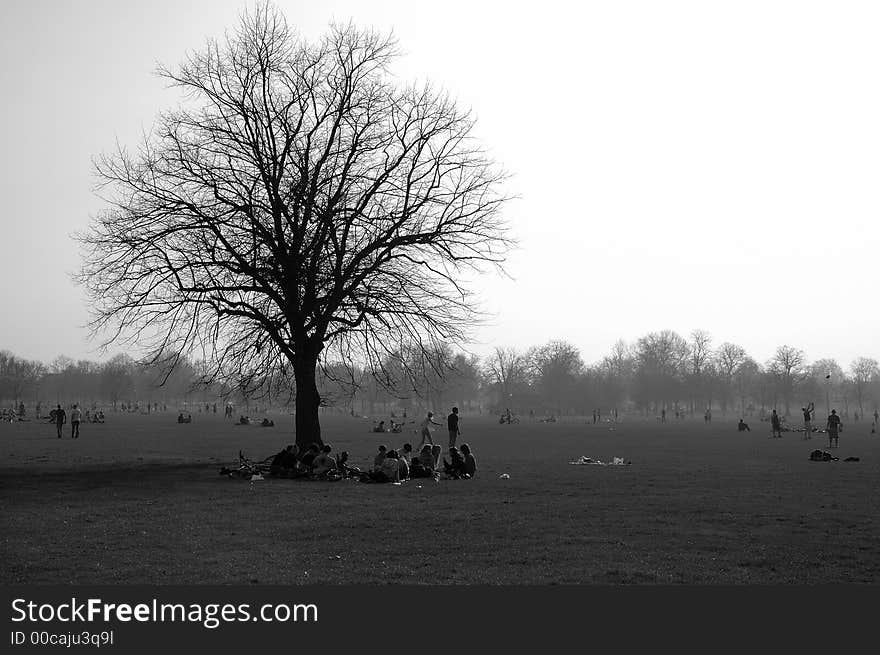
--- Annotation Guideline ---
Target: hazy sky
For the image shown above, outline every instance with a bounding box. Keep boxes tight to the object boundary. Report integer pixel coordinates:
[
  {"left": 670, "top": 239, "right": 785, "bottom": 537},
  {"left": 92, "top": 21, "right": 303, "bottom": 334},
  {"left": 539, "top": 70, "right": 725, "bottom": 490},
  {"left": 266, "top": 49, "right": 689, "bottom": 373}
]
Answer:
[{"left": 2, "top": 0, "right": 878, "bottom": 368}]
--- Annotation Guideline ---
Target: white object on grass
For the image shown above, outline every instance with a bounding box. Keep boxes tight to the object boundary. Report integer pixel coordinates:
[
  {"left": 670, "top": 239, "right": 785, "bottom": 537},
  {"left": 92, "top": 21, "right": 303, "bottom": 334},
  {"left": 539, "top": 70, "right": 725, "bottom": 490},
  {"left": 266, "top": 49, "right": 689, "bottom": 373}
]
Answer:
[{"left": 499, "top": 473, "right": 510, "bottom": 479}]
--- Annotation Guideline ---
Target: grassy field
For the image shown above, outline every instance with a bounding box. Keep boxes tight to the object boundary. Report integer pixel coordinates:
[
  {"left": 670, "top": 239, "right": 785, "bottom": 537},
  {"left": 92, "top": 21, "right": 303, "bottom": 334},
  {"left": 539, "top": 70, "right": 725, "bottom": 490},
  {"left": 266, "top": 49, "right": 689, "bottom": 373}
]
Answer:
[{"left": 2, "top": 411, "right": 879, "bottom": 584}]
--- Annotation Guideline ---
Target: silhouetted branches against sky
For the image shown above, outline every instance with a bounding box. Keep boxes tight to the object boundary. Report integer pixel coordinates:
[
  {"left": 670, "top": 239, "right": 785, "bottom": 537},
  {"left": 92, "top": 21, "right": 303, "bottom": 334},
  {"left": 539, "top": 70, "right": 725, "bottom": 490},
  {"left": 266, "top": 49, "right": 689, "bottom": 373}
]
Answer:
[{"left": 77, "top": 2, "right": 512, "bottom": 404}]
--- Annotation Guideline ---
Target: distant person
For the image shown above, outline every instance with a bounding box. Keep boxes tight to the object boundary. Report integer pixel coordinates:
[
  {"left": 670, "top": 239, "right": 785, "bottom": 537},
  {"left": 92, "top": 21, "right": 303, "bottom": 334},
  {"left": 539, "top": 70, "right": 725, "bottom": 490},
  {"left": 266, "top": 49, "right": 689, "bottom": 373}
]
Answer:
[
  {"left": 54, "top": 404, "right": 66, "bottom": 439},
  {"left": 447, "top": 407, "right": 461, "bottom": 448},
  {"left": 417, "top": 412, "right": 442, "bottom": 449},
  {"left": 801, "top": 402, "right": 814, "bottom": 440},
  {"left": 737, "top": 419, "right": 751, "bottom": 432},
  {"left": 661, "top": 408, "right": 666, "bottom": 423},
  {"left": 770, "top": 409, "right": 782, "bottom": 438},
  {"left": 70, "top": 404, "right": 82, "bottom": 439},
  {"left": 874, "top": 409, "right": 879, "bottom": 426},
  {"left": 592, "top": 409, "right": 597, "bottom": 424},
  {"left": 826, "top": 410, "right": 842, "bottom": 449}
]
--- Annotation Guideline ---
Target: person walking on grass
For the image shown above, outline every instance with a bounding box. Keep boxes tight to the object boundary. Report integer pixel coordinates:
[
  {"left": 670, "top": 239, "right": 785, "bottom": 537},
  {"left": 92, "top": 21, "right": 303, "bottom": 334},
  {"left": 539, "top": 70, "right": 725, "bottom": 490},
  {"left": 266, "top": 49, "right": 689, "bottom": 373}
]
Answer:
[
  {"left": 447, "top": 407, "right": 461, "bottom": 449},
  {"left": 826, "top": 409, "right": 842, "bottom": 449},
  {"left": 770, "top": 409, "right": 782, "bottom": 438},
  {"left": 70, "top": 404, "right": 82, "bottom": 439},
  {"left": 417, "top": 411, "right": 442, "bottom": 450},
  {"left": 54, "top": 404, "right": 66, "bottom": 439}
]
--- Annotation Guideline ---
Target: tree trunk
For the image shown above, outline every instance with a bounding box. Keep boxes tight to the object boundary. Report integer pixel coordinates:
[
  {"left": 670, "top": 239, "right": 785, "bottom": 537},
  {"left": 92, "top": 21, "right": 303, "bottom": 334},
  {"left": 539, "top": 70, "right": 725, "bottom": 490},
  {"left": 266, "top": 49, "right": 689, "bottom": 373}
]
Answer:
[{"left": 293, "top": 353, "right": 323, "bottom": 450}]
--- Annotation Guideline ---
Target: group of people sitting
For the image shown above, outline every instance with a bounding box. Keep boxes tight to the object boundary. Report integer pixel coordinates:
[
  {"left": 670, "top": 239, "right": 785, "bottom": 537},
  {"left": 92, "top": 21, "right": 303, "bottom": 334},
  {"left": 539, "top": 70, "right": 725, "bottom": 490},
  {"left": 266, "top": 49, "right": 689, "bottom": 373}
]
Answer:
[
  {"left": 364, "top": 442, "right": 477, "bottom": 483},
  {"left": 371, "top": 419, "right": 404, "bottom": 434},
  {"left": 177, "top": 413, "right": 193, "bottom": 423},
  {"left": 85, "top": 409, "right": 105, "bottom": 423},
  {"left": 237, "top": 415, "right": 275, "bottom": 427},
  {"left": 1, "top": 407, "right": 24, "bottom": 423},
  {"left": 268, "top": 443, "right": 349, "bottom": 480},
  {"left": 260, "top": 440, "right": 477, "bottom": 484}
]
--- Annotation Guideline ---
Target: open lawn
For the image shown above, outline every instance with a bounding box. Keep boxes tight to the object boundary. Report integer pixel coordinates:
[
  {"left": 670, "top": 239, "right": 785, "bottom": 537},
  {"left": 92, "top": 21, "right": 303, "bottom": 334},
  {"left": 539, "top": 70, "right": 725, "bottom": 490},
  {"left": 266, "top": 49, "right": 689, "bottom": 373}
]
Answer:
[{"left": 2, "top": 412, "right": 879, "bottom": 584}]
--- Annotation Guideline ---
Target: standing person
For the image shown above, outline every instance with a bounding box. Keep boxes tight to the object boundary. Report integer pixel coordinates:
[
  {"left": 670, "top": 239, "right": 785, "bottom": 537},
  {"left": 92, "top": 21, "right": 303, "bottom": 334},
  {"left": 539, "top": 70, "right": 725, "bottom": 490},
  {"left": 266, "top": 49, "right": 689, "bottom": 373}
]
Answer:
[
  {"left": 54, "top": 404, "right": 66, "bottom": 439},
  {"left": 70, "top": 404, "right": 82, "bottom": 439},
  {"left": 826, "top": 409, "right": 842, "bottom": 449},
  {"left": 592, "top": 409, "right": 597, "bottom": 424},
  {"left": 660, "top": 408, "right": 666, "bottom": 423},
  {"left": 417, "top": 411, "right": 442, "bottom": 450},
  {"left": 770, "top": 409, "right": 782, "bottom": 438},
  {"left": 447, "top": 407, "right": 461, "bottom": 448},
  {"left": 802, "top": 402, "right": 814, "bottom": 440}
]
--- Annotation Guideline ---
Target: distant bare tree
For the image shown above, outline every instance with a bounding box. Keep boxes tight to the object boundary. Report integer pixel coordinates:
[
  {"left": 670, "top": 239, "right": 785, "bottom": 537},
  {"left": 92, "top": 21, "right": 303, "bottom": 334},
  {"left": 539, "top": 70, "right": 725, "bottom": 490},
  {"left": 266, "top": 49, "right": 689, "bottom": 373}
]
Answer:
[
  {"left": 78, "top": 5, "right": 511, "bottom": 447},
  {"left": 768, "top": 345, "right": 805, "bottom": 416},
  {"left": 686, "top": 329, "right": 713, "bottom": 413},
  {"left": 716, "top": 342, "right": 746, "bottom": 412},
  {"left": 850, "top": 357, "right": 879, "bottom": 417},
  {"left": 529, "top": 340, "right": 584, "bottom": 413},
  {"left": 486, "top": 347, "right": 529, "bottom": 407},
  {"left": 633, "top": 330, "right": 688, "bottom": 410}
]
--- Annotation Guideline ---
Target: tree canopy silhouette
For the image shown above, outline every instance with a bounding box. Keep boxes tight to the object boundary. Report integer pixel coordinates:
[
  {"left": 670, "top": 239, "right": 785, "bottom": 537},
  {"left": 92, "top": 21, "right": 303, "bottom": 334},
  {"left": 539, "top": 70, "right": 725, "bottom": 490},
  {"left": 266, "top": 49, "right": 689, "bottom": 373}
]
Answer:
[{"left": 79, "top": 4, "right": 512, "bottom": 447}]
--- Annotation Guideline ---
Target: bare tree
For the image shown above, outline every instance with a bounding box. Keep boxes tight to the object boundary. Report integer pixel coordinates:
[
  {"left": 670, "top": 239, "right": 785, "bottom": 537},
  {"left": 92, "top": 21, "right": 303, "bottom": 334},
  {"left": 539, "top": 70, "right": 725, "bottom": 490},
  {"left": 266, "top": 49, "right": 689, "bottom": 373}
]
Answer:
[
  {"left": 78, "top": 5, "right": 511, "bottom": 447},
  {"left": 716, "top": 342, "right": 746, "bottom": 413},
  {"left": 686, "top": 329, "right": 713, "bottom": 414},
  {"left": 529, "top": 340, "right": 584, "bottom": 414},
  {"left": 485, "top": 347, "right": 529, "bottom": 409},
  {"left": 767, "top": 345, "right": 805, "bottom": 416},
  {"left": 632, "top": 330, "right": 688, "bottom": 410},
  {"left": 850, "top": 357, "right": 879, "bottom": 417}
]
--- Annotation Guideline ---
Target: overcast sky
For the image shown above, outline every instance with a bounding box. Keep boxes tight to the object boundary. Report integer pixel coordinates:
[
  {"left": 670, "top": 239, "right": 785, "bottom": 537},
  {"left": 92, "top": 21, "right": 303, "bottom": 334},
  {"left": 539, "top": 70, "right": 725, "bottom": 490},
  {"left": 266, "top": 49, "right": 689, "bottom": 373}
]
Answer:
[{"left": 1, "top": 0, "right": 878, "bottom": 369}]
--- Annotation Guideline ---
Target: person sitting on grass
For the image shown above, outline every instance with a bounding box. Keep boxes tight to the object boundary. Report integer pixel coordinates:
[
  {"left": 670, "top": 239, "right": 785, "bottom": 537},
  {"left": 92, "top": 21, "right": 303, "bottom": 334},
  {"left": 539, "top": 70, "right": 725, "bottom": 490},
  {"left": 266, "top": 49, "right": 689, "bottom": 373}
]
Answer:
[
  {"left": 337, "top": 451, "right": 360, "bottom": 478},
  {"left": 312, "top": 444, "right": 338, "bottom": 477},
  {"left": 737, "top": 419, "right": 751, "bottom": 432},
  {"left": 409, "top": 456, "right": 430, "bottom": 479},
  {"left": 238, "top": 415, "right": 251, "bottom": 425},
  {"left": 260, "top": 418, "right": 274, "bottom": 427},
  {"left": 418, "top": 444, "right": 435, "bottom": 471},
  {"left": 373, "top": 445, "right": 387, "bottom": 471},
  {"left": 299, "top": 443, "right": 321, "bottom": 472},
  {"left": 270, "top": 444, "right": 299, "bottom": 476},
  {"left": 373, "top": 420, "right": 386, "bottom": 433},
  {"left": 443, "top": 446, "right": 467, "bottom": 479},
  {"left": 399, "top": 443, "right": 413, "bottom": 466},
  {"left": 460, "top": 443, "right": 476, "bottom": 479},
  {"left": 379, "top": 449, "right": 401, "bottom": 483},
  {"left": 431, "top": 444, "right": 442, "bottom": 470},
  {"left": 397, "top": 450, "right": 410, "bottom": 481}
]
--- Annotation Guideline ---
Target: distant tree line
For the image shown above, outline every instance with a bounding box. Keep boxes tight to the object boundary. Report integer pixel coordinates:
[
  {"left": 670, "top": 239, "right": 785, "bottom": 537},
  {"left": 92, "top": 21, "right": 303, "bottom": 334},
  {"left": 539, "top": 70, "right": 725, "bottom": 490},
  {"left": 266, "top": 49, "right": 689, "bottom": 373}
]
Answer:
[{"left": 4, "top": 331, "right": 878, "bottom": 420}]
